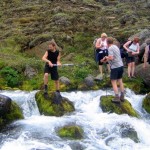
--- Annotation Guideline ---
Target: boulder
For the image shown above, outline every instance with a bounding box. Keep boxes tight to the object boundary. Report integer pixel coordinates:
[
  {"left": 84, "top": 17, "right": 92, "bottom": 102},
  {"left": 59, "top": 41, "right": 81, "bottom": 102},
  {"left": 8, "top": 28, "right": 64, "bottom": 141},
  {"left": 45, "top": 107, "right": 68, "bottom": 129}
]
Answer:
[
  {"left": 84, "top": 75, "right": 95, "bottom": 87},
  {"left": 129, "top": 29, "right": 150, "bottom": 45},
  {"left": 100, "top": 95, "right": 139, "bottom": 117},
  {"left": 142, "top": 92, "right": 150, "bottom": 113},
  {"left": 59, "top": 76, "right": 71, "bottom": 85},
  {"left": 0, "top": 95, "right": 23, "bottom": 130},
  {"left": 35, "top": 91, "right": 75, "bottom": 116},
  {"left": 135, "top": 64, "right": 150, "bottom": 88},
  {"left": 0, "top": 94, "right": 11, "bottom": 117},
  {"left": 24, "top": 65, "right": 38, "bottom": 79},
  {"left": 57, "top": 125, "right": 83, "bottom": 140}
]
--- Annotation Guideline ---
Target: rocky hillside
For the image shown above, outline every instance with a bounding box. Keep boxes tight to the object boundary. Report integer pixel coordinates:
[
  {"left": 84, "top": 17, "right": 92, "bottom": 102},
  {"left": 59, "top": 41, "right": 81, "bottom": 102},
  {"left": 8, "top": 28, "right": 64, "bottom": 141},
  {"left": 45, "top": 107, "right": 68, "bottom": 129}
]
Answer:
[{"left": 0, "top": 0, "right": 150, "bottom": 90}]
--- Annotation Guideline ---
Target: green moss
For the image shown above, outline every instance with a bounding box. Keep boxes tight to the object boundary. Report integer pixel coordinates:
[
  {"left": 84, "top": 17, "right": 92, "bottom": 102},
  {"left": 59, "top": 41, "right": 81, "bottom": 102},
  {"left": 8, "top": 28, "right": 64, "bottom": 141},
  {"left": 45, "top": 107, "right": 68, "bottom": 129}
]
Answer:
[
  {"left": 5, "top": 101, "right": 23, "bottom": 122},
  {"left": 123, "top": 76, "right": 144, "bottom": 94},
  {"left": 0, "top": 101, "right": 23, "bottom": 130},
  {"left": 100, "top": 95, "right": 139, "bottom": 118},
  {"left": 142, "top": 93, "right": 150, "bottom": 114},
  {"left": 58, "top": 125, "right": 83, "bottom": 140},
  {"left": 35, "top": 91, "right": 75, "bottom": 116}
]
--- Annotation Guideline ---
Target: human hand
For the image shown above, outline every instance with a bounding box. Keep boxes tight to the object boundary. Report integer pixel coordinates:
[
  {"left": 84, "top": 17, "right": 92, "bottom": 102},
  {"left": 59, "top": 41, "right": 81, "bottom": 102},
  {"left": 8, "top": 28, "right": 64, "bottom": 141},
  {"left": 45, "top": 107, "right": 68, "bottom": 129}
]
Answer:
[
  {"left": 48, "top": 62, "right": 53, "bottom": 67},
  {"left": 57, "top": 62, "right": 62, "bottom": 66}
]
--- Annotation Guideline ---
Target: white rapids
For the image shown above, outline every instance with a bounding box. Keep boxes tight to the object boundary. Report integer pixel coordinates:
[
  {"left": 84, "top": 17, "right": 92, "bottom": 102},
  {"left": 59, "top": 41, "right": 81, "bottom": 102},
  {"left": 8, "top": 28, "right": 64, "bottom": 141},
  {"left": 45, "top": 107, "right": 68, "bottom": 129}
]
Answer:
[{"left": 0, "top": 89, "right": 150, "bottom": 150}]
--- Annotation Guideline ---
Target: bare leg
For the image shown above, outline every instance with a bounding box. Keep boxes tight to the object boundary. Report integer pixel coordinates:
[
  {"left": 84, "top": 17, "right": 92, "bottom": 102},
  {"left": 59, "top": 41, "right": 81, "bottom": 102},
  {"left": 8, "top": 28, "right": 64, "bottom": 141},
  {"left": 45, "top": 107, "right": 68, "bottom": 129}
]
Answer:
[
  {"left": 131, "top": 62, "right": 135, "bottom": 76},
  {"left": 55, "top": 80, "right": 59, "bottom": 91},
  {"left": 111, "top": 80, "right": 118, "bottom": 95},
  {"left": 127, "top": 63, "right": 131, "bottom": 77},
  {"left": 99, "top": 65, "right": 103, "bottom": 76},
  {"left": 118, "top": 78, "right": 124, "bottom": 92},
  {"left": 44, "top": 73, "right": 49, "bottom": 85},
  {"left": 107, "top": 64, "right": 110, "bottom": 73}
]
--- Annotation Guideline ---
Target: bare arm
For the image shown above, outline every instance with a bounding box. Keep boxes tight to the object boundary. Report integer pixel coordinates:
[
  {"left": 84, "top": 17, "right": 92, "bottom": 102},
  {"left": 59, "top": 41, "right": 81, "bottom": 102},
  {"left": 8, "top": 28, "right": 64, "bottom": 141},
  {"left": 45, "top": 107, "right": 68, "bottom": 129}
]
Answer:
[
  {"left": 57, "top": 52, "right": 61, "bottom": 66},
  {"left": 123, "top": 41, "right": 132, "bottom": 52},
  {"left": 95, "top": 38, "right": 103, "bottom": 49}
]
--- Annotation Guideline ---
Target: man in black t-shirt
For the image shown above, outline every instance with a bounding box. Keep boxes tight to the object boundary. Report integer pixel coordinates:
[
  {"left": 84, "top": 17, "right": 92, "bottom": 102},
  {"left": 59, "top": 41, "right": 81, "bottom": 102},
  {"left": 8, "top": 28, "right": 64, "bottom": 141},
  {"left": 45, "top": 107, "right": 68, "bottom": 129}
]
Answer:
[{"left": 42, "top": 41, "right": 61, "bottom": 94}]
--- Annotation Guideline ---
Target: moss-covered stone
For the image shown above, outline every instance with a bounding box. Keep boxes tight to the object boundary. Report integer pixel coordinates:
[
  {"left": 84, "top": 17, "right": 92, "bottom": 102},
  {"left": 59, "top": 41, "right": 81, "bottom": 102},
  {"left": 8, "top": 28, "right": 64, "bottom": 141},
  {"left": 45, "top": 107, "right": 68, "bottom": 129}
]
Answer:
[
  {"left": 123, "top": 76, "right": 144, "bottom": 94},
  {"left": 142, "top": 92, "right": 150, "bottom": 114},
  {"left": 35, "top": 91, "right": 75, "bottom": 116},
  {"left": 100, "top": 95, "right": 139, "bottom": 117},
  {"left": 0, "top": 101, "right": 23, "bottom": 130},
  {"left": 57, "top": 125, "right": 83, "bottom": 140}
]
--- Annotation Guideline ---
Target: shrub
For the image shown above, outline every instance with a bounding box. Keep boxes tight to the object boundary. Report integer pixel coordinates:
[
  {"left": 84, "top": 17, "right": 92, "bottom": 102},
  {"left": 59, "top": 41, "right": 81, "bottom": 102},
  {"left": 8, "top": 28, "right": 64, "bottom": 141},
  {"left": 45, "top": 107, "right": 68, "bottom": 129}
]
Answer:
[{"left": 0, "top": 67, "right": 21, "bottom": 87}]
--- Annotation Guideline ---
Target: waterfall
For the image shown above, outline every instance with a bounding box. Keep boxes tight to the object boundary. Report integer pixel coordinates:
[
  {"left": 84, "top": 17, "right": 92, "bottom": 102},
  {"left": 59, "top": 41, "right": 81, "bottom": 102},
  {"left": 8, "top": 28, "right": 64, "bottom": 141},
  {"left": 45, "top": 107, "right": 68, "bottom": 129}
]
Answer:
[
  {"left": 0, "top": 89, "right": 150, "bottom": 150},
  {"left": 0, "top": 90, "right": 40, "bottom": 118}
]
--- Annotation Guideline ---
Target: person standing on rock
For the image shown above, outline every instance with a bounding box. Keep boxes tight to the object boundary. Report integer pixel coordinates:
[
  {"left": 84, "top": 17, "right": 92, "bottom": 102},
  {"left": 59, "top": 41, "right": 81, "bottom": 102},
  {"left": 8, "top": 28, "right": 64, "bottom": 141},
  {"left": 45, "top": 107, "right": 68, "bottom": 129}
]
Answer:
[
  {"left": 143, "top": 39, "right": 150, "bottom": 68},
  {"left": 123, "top": 37, "right": 140, "bottom": 78},
  {"left": 42, "top": 41, "right": 61, "bottom": 95},
  {"left": 102, "top": 37, "right": 125, "bottom": 103},
  {"left": 95, "top": 33, "right": 110, "bottom": 79}
]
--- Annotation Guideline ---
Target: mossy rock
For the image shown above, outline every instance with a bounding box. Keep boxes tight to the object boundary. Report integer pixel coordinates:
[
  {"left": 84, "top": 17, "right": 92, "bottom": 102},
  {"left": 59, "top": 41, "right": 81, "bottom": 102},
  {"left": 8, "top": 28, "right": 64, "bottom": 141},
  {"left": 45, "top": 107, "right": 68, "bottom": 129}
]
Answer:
[
  {"left": 100, "top": 95, "right": 139, "bottom": 117},
  {"left": 142, "top": 92, "right": 150, "bottom": 114},
  {"left": 123, "top": 76, "right": 144, "bottom": 94},
  {"left": 0, "top": 101, "right": 23, "bottom": 130},
  {"left": 57, "top": 125, "right": 83, "bottom": 140},
  {"left": 35, "top": 91, "right": 75, "bottom": 116}
]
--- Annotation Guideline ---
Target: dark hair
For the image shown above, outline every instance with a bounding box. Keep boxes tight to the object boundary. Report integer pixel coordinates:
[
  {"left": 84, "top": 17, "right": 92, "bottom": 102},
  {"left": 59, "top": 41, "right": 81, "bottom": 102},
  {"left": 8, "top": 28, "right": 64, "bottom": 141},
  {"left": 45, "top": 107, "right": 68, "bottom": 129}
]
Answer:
[{"left": 107, "top": 37, "right": 114, "bottom": 44}]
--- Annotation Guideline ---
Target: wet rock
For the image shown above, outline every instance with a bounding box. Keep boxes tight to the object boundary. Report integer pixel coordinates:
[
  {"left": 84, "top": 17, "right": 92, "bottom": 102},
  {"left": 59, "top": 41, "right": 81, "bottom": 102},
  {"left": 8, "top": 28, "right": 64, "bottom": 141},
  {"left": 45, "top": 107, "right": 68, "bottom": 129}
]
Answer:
[
  {"left": 69, "top": 142, "right": 85, "bottom": 150},
  {"left": 100, "top": 95, "right": 139, "bottom": 117},
  {"left": 0, "top": 94, "right": 11, "bottom": 117},
  {"left": 119, "top": 123, "right": 139, "bottom": 143},
  {"left": 57, "top": 125, "right": 83, "bottom": 140},
  {"left": 35, "top": 91, "right": 75, "bottom": 116},
  {"left": 142, "top": 92, "right": 150, "bottom": 114}
]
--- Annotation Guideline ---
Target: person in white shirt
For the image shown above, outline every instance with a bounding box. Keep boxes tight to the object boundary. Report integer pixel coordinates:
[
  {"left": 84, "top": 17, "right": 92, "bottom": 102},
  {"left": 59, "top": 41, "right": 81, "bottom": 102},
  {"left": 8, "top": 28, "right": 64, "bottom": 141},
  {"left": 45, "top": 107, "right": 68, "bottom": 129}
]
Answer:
[
  {"left": 123, "top": 37, "right": 140, "bottom": 78},
  {"left": 95, "top": 33, "right": 110, "bottom": 79}
]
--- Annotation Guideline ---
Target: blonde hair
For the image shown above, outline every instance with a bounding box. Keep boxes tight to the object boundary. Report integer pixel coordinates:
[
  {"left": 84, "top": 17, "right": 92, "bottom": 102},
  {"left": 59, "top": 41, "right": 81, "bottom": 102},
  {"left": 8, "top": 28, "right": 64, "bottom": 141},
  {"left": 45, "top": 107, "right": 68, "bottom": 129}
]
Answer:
[{"left": 101, "top": 33, "right": 107, "bottom": 38}]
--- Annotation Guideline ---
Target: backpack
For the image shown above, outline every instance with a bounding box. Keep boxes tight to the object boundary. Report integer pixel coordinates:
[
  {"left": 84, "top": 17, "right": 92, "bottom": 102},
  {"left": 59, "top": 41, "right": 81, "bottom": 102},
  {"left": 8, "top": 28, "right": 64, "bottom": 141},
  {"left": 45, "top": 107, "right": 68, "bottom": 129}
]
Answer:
[{"left": 120, "top": 41, "right": 133, "bottom": 58}]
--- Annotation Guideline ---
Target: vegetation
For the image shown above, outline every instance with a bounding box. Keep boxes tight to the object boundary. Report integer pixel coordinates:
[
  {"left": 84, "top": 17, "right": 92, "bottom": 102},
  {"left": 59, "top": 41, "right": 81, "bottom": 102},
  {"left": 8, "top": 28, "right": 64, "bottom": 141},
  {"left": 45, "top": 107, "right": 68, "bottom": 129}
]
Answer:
[
  {"left": 100, "top": 95, "right": 139, "bottom": 118},
  {"left": 0, "top": 101, "right": 23, "bottom": 130},
  {"left": 35, "top": 91, "right": 75, "bottom": 116},
  {"left": 142, "top": 92, "right": 150, "bottom": 114},
  {"left": 57, "top": 125, "right": 83, "bottom": 140}
]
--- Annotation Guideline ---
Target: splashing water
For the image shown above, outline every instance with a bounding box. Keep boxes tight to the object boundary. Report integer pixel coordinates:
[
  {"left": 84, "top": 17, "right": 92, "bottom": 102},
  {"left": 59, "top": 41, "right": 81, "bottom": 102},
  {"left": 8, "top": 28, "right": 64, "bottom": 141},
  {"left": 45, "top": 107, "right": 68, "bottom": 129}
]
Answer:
[{"left": 0, "top": 89, "right": 150, "bottom": 150}]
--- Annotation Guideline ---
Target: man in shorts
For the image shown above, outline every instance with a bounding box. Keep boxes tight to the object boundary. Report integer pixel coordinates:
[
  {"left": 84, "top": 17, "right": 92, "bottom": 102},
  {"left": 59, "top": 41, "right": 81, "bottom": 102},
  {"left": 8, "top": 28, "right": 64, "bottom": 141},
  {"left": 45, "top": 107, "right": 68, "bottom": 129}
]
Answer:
[
  {"left": 103, "top": 37, "right": 125, "bottom": 103},
  {"left": 42, "top": 41, "right": 61, "bottom": 95}
]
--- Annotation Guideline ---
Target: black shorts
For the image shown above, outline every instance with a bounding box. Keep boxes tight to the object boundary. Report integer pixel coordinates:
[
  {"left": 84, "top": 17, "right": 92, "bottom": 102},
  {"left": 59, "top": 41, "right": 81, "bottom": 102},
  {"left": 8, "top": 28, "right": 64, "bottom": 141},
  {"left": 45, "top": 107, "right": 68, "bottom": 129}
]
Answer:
[
  {"left": 98, "top": 49, "right": 109, "bottom": 65},
  {"left": 44, "top": 64, "right": 59, "bottom": 80},
  {"left": 127, "top": 56, "right": 135, "bottom": 64},
  {"left": 110, "top": 66, "right": 123, "bottom": 80}
]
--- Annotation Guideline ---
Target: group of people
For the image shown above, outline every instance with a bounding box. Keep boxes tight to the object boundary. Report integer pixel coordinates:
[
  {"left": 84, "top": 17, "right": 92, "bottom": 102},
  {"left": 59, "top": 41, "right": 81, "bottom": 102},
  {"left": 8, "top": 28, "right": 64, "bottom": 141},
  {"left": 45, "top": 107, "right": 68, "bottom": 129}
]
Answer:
[{"left": 41, "top": 34, "right": 150, "bottom": 103}]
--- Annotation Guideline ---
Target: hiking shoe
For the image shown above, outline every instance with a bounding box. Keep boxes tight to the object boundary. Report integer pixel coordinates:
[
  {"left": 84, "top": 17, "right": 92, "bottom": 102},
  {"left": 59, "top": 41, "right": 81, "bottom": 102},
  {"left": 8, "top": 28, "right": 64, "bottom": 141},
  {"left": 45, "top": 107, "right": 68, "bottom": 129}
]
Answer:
[
  {"left": 112, "top": 96, "right": 120, "bottom": 103},
  {"left": 131, "top": 76, "right": 136, "bottom": 79},
  {"left": 120, "top": 93, "right": 125, "bottom": 102}
]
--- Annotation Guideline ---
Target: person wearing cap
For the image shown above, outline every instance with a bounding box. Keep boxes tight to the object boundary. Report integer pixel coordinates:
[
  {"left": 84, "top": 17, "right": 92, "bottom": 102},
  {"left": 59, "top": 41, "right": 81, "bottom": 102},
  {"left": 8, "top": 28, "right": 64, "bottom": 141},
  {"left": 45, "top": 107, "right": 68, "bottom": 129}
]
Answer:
[
  {"left": 123, "top": 37, "right": 140, "bottom": 78},
  {"left": 95, "top": 33, "right": 110, "bottom": 79},
  {"left": 143, "top": 38, "right": 150, "bottom": 68}
]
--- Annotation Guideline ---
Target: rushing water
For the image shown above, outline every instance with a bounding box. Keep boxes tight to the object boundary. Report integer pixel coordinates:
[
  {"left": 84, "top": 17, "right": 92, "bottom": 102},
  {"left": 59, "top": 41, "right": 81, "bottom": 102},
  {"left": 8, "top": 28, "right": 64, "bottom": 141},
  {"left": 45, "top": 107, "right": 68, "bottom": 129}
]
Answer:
[{"left": 0, "top": 89, "right": 150, "bottom": 150}]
